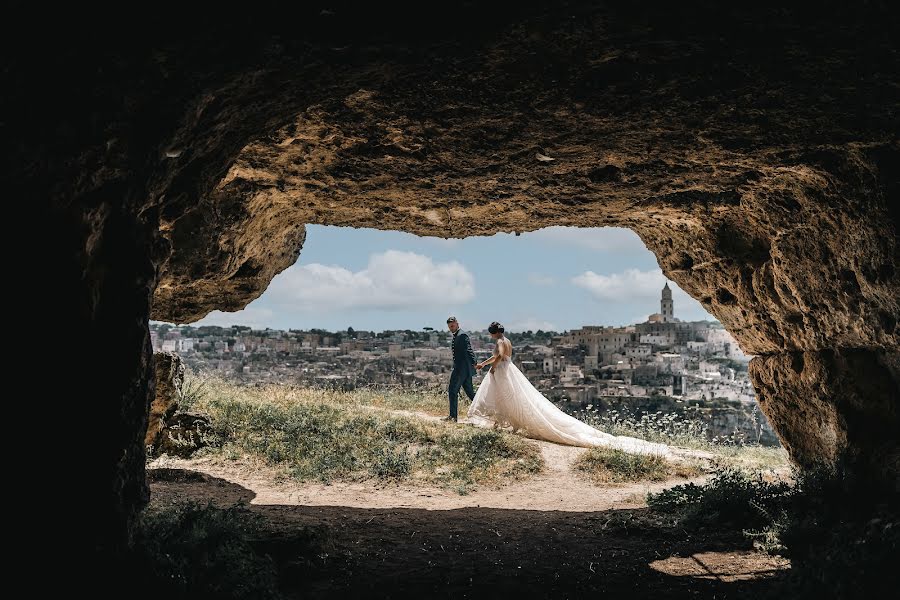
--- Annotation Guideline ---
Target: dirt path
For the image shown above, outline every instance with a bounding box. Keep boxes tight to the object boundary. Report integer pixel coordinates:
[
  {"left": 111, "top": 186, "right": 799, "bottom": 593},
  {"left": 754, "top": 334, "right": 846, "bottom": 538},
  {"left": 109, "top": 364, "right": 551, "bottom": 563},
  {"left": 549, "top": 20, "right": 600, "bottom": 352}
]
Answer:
[
  {"left": 151, "top": 444, "right": 685, "bottom": 512},
  {"left": 147, "top": 460, "right": 787, "bottom": 599},
  {"left": 149, "top": 414, "right": 704, "bottom": 513},
  {"left": 147, "top": 413, "right": 788, "bottom": 598}
]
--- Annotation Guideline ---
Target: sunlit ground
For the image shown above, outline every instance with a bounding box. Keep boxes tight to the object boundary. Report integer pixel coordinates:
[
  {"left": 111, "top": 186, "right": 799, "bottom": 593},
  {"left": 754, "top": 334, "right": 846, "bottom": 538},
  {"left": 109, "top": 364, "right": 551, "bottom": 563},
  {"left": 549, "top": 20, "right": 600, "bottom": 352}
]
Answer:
[{"left": 649, "top": 551, "right": 790, "bottom": 582}]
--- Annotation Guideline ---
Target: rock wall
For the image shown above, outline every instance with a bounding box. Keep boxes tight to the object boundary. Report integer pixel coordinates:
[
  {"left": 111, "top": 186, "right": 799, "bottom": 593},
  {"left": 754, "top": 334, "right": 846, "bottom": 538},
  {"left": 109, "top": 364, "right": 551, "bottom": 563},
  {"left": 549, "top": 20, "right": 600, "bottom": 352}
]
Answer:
[
  {"left": 145, "top": 352, "right": 184, "bottom": 451},
  {"left": 751, "top": 350, "right": 900, "bottom": 490},
  {"left": 9, "top": 0, "right": 898, "bottom": 573}
]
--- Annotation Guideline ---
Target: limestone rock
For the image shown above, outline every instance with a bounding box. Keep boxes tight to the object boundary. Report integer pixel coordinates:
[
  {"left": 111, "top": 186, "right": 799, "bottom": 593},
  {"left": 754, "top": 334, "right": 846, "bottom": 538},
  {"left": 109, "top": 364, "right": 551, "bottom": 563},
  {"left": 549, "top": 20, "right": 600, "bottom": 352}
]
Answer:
[
  {"left": 751, "top": 350, "right": 900, "bottom": 490},
  {"left": 145, "top": 352, "right": 184, "bottom": 450},
  {"left": 146, "top": 353, "right": 214, "bottom": 458},
  {"left": 154, "top": 411, "right": 215, "bottom": 458},
  {"left": 11, "top": 1, "right": 900, "bottom": 568},
  {"left": 142, "top": 7, "right": 898, "bottom": 359}
]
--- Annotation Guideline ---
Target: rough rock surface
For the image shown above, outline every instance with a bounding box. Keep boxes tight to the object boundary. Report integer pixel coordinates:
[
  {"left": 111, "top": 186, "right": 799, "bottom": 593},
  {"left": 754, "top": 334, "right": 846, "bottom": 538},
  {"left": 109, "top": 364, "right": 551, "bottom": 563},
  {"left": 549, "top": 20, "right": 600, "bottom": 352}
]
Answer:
[
  {"left": 145, "top": 352, "right": 185, "bottom": 451},
  {"left": 172, "top": 96, "right": 899, "bottom": 358},
  {"left": 145, "top": 352, "right": 213, "bottom": 458},
  {"left": 154, "top": 411, "right": 214, "bottom": 459},
  {"left": 750, "top": 350, "right": 900, "bottom": 491},
  {"left": 144, "top": 352, "right": 184, "bottom": 448},
  {"left": 9, "top": 1, "right": 899, "bottom": 572},
  {"left": 148, "top": 8, "right": 899, "bottom": 360}
]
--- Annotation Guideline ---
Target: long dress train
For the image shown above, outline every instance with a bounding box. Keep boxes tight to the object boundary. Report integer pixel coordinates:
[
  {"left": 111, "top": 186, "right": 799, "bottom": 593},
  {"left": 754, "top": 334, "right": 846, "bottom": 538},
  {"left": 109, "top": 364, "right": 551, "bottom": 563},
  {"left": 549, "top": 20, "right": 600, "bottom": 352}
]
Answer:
[{"left": 467, "top": 338, "right": 670, "bottom": 456}]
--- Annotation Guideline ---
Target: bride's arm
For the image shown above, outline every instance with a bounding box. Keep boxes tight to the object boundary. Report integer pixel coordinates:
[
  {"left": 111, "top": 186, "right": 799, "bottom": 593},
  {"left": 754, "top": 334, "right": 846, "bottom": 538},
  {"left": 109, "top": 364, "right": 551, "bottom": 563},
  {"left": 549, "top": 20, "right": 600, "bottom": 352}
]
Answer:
[
  {"left": 475, "top": 354, "right": 497, "bottom": 369},
  {"left": 478, "top": 340, "right": 509, "bottom": 373},
  {"left": 475, "top": 342, "right": 502, "bottom": 370}
]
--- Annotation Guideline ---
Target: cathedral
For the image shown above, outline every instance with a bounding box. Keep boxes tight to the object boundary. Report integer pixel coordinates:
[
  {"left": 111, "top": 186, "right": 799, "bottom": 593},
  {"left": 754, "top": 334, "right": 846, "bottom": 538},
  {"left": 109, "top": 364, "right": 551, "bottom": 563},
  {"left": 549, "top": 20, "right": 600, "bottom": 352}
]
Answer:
[
  {"left": 648, "top": 282, "right": 676, "bottom": 323},
  {"left": 635, "top": 282, "right": 719, "bottom": 345}
]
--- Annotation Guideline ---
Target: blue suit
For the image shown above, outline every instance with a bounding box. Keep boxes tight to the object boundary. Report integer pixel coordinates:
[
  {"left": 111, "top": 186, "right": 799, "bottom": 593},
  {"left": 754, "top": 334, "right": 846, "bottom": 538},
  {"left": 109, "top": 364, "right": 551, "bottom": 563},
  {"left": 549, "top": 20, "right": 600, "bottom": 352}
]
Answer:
[{"left": 448, "top": 330, "right": 477, "bottom": 419}]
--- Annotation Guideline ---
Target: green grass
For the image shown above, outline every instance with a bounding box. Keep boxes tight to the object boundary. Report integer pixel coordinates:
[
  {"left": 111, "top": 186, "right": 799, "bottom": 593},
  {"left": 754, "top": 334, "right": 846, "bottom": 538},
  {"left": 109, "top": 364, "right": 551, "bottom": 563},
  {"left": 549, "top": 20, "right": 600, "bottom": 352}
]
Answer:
[
  {"left": 572, "top": 407, "right": 790, "bottom": 471},
  {"left": 646, "top": 466, "right": 792, "bottom": 528},
  {"left": 574, "top": 447, "right": 703, "bottom": 484},
  {"left": 336, "top": 384, "right": 453, "bottom": 415},
  {"left": 180, "top": 373, "right": 452, "bottom": 416},
  {"left": 645, "top": 466, "right": 900, "bottom": 597},
  {"left": 176, "top": 372, "right": 542, "bottom": 493},
  {"left": 703, "top": 443, "right": 790, "bottom": 472}
]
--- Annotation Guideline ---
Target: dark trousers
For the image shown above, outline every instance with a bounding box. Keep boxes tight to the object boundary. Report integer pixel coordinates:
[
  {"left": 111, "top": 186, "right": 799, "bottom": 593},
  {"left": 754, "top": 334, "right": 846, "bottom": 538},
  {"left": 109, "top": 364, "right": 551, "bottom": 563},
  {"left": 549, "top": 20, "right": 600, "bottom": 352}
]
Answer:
[{"left": 448, "top": 369, "right": 475, "bottom": 419}]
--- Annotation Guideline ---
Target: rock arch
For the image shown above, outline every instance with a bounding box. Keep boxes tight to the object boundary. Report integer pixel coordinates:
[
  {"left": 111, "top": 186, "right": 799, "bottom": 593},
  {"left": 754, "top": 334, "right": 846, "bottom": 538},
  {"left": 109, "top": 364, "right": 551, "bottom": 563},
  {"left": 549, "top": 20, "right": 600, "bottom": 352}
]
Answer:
[{"left": 12, "top": 0, "right": 898, "bottom": 574}]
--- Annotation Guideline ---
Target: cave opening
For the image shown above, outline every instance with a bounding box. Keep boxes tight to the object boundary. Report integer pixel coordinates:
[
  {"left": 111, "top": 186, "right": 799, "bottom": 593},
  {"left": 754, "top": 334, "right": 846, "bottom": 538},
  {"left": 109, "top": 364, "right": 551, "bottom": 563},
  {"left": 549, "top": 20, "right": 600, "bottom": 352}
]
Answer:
[
  {"left": 155, "top": 223, "right": 776, "bottom": 454},
  {"left": 12, "top": 1, "right": 897, "bottom": 595}
]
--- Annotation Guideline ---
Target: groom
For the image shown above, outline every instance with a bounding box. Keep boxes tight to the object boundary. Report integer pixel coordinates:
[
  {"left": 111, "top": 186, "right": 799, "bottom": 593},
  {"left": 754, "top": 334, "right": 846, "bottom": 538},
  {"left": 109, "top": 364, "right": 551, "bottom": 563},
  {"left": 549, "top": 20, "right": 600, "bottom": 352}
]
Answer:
[{"left": 445, "top": 316, "right": 477, "bottom": 422}]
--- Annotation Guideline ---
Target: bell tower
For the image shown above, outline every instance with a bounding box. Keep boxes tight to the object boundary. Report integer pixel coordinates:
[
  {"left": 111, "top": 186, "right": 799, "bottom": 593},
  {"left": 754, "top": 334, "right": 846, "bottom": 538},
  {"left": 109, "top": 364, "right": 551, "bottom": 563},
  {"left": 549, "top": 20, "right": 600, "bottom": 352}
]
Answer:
[{"left": 661, "top": 282, "right": 674, "bottom": 322}]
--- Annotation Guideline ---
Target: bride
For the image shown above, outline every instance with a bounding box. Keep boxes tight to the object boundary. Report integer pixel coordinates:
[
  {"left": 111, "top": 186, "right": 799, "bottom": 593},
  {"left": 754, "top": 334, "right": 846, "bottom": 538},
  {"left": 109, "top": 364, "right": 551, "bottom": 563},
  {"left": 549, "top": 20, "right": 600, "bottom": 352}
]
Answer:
[{"left": 469, "top": 322, "right": 670, "bottom": 456}]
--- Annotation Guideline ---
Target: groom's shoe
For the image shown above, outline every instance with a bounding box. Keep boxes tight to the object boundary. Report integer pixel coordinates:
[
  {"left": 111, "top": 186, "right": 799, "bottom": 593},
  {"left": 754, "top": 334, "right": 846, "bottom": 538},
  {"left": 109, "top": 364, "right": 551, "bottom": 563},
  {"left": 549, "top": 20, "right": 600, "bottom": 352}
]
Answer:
[{"left": 442, "top": 415, "right": 458, "bottom": 422}]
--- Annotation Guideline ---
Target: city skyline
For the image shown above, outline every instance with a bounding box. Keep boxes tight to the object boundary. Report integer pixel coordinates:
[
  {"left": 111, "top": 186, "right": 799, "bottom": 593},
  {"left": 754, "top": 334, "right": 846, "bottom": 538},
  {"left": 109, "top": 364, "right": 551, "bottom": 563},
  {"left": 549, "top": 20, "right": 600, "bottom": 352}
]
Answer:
[{"left": 170, "top": 225, "right": 716, "bottom": 332}]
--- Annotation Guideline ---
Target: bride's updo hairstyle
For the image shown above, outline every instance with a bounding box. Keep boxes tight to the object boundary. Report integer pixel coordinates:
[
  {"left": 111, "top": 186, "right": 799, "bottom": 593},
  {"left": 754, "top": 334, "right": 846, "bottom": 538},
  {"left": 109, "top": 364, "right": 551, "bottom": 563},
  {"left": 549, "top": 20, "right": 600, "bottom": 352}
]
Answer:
[{"left": 488, "top": 321, "right": 505, "bottom": 334}]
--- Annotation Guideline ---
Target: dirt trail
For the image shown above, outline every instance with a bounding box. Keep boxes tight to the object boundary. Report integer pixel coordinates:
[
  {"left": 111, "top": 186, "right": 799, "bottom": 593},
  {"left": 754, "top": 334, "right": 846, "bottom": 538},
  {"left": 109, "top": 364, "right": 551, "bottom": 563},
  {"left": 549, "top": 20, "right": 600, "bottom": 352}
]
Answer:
[
  {"left": 150, "top": 415, "right": 705, "bottom": 513},
  {"left": 147, "top": 412, "right": 788, "bottom": 598}
]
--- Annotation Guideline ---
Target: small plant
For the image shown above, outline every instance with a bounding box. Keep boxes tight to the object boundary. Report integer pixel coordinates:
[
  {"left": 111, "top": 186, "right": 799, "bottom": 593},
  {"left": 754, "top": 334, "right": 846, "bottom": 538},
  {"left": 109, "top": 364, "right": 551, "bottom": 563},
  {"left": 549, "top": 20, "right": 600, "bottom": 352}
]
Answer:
[
  {"left": 421, "top": 428, "right": 544, "bottom": 492},
  {"left": 179, "top": 373, "right": 209, "bottom": 411},
  {"left": 773, "top": 468, "right": 900, "bottom": 598},
  {"left": 369, "top": 444, "right": 412, "bottom": 480},
  {"left": 646, "top": 466, "right": 791, "bottom": 529},
  {"left": 572, "top": 405, "right": 789, "bottom": 471},
  {"left": 574, "top": 447, "right": 682, "bottom": 483},
  {"left": 646, "top": 465, "right": 900, "bottom": 597}
]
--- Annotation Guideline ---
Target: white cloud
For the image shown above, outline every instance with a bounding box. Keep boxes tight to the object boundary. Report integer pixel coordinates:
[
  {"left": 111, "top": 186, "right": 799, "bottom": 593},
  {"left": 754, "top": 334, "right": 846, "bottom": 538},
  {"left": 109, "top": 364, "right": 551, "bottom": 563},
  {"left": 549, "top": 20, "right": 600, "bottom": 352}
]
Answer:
[
  {"left": 527, "top": 227, "right": 648, "bottom": 253},
  {"left": 189, "top": 306, "right": 276, "bottom": 329},
  {"left": 572, "top": 268, "right": 667, "bottom": 301},
  {"left": 265, "top": 250, "right": 475, "bottom": 311},
  {"left": 527, "top": 273, "right": 556, "bottom": 286},
  {"left": 505, "top": 317, "right": 560, "bottom": 333},
  {"left": 572, "top": 268, "right": 714, "bottom": 322}
]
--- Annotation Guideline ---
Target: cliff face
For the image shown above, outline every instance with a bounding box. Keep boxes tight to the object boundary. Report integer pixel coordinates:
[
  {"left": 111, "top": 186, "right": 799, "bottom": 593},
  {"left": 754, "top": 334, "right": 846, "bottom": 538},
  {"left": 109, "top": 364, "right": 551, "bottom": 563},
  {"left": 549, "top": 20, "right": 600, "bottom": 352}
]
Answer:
[{"left": 10, "top": 1, "right": 898, "bottom": 566}]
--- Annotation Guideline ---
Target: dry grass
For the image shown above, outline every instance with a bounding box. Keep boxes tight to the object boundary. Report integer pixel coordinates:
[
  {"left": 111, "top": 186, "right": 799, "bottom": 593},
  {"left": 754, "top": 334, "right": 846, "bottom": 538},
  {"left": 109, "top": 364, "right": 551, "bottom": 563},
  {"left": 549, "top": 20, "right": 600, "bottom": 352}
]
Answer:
[
  {"left": 572, "top": 406, "right": 791, "bottom": 472},
  {"left": 178, "top": 372, "right": 542, "bottom": 494},
  {"left": 705, "top": 444, "right": 790, "bottom": 472},
  {"left": 574, "top": 447, "right": 704, "bottom": 484}
]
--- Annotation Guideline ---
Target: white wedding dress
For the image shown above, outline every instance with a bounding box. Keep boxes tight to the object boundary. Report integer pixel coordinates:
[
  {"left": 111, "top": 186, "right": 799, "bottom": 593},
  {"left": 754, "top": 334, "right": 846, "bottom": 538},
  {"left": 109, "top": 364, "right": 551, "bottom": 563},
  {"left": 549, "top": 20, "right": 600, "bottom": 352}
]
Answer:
[{"left": 467, "top": 337, "right": 670, "bottom": 456}]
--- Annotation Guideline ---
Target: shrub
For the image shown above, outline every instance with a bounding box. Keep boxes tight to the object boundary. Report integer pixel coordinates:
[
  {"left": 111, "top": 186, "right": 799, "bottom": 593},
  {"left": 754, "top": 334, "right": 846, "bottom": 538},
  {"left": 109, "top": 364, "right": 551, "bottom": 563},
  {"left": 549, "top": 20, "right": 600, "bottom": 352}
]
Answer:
[
  {"left": 421, "top": 428, "right": 544, "bottom": 492},
  {"left": 646, "top": 466, "right": 791, "bottom": 529},
  {"left": 369, "top": 444, "right": 413, "bottom": 480},
  {"left": 572, "top": 405, "right": 789, "bottom": 471},
  {"left": 647, "top": 465, "right": 900, "bottom": 597},
  {"left": 575, "top": 447, "right": 675, "bottom": 483},
  {"left": 774, "top": 468, "right": 900, "bottom": 598}
]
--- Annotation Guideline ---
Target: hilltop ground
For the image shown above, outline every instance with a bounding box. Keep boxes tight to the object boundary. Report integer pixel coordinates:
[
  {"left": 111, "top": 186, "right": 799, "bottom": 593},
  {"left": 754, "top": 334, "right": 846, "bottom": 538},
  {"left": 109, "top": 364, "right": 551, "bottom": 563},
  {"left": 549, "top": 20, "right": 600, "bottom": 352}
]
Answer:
[{"left": 144, "top": 377, "right": 792, "bottom": 598}]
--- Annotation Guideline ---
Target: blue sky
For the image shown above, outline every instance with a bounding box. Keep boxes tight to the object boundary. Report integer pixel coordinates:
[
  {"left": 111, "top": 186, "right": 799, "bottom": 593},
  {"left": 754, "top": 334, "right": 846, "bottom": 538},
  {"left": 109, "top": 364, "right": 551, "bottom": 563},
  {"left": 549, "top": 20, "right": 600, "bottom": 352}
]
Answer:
[{"left": 185, "top": 225, "right": 715, "bottom": 332}]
